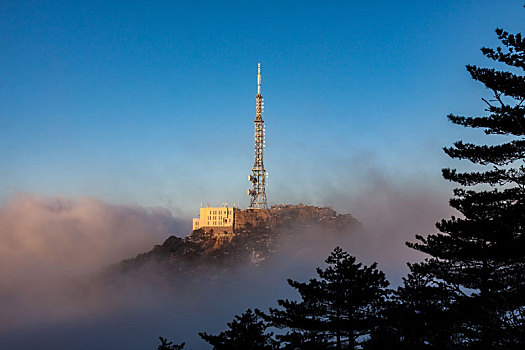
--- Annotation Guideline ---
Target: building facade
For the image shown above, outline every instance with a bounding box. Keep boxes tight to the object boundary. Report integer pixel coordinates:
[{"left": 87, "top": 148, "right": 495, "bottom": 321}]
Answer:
[{"left": 192, "top": 206, "right": 237, "bottom": 232}]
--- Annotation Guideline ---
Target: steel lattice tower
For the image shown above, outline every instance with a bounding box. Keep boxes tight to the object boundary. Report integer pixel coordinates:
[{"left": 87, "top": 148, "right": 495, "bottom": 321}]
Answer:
[{"left": 248, "top": 62, "right": 268, "bottom": 209}]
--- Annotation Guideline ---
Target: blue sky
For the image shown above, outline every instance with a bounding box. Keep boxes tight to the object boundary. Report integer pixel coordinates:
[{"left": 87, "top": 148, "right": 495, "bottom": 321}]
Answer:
[{"left": 1, "top": 0, "right": 523, "bottom": 216}]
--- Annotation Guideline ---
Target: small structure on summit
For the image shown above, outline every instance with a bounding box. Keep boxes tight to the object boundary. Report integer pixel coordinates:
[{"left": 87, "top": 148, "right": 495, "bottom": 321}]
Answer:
[
  {"left": 192, "top": 204, "right": 358, "bottom": 235},
  {"left": 192, "top": 204, "right": 238, "bottom": 233}
]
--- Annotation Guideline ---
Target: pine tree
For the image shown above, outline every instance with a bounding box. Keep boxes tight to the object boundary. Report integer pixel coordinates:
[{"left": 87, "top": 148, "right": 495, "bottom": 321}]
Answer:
[
  {"left": 267, "top": 275, "right": 332, "bottom": 349},
  {"left": 265, "top": 247, "right": 389, "bottom": 349},
  {"left": 366, "top": 265, "right": 460, "bottom": 349},
  {"left": 407, "top": 24, "right": 525, "bottom": 348},
  {"left": 198, "top": 309, "right": 277, "bottom": 350},
  {"left": 157, "top": 336, "right": 185, "bottom": 350}
]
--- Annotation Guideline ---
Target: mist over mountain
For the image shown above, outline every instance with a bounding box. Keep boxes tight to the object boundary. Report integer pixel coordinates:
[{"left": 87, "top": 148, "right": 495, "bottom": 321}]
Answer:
[
  {"left": 0, "top": 188, "right": 450, "bottom": 349},
  {"left": 105, "top": 204, "right": 359, "bottom": 282},
  {"left": 0, "top": 197, "right": 363, "bottom": 349}
]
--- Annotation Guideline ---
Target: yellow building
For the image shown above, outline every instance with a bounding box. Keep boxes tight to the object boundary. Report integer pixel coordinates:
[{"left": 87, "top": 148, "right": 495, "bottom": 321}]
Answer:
[{"left": 192, "top": 205, "right": 237, "bottom": 232}]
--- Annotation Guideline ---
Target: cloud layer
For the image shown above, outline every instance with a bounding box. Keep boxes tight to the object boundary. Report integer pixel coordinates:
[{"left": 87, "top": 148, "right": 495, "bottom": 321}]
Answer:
[
  {"left": 0, "top": 194, "right": 188, "bottom": 331},
  {"left": 0, "top": 185, "right": 455, "bottom": 349}
]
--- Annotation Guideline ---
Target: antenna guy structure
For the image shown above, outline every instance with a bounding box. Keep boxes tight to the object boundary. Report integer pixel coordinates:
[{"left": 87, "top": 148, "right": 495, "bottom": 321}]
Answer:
[{"left": 248, "top": 62, "right": 268, "bottom": 209}]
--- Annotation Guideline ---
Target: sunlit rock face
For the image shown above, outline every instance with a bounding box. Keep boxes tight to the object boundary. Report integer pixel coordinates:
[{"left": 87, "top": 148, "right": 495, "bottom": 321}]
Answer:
[
  {"left": 109, "top": 204, "right": 361, "bottom": 281},
  {"left": 234, "top": 204, "right": 357, "bottom": 233}
]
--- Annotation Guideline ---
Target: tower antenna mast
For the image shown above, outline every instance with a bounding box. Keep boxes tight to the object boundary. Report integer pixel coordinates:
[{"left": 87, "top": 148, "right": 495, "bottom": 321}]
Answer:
[{"left": 248, "top": 62, "right": 268, "bottom": 209}]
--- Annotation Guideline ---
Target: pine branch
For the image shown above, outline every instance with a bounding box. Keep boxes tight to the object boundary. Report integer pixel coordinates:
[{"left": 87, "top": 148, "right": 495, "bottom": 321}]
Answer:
[
  {"left": 442, "top": 167, "right": 525, "bottom": 187},
  {"left": 466, "top": 66, "right": 525, "bottom": 100},
  {"left": 443, "top": 140, "right": 525, "bottom": 165},
  {"left": 481, "top": 29, "right": 525, "bottom": 70},
  {"left": 447, "top": 106, "right": 525, "bottom": 136}
]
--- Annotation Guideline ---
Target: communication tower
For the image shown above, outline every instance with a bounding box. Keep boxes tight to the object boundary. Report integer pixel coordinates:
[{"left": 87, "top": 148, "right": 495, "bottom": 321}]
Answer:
[{"left": 248, "top": 62, "right": 268, "bottom": 209}]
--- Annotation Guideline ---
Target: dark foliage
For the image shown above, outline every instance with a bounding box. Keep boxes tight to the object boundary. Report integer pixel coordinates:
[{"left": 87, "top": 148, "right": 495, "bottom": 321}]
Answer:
[
  {"left": 406, "top": 22, "right": 525, "bottom": 349},
  {"left": 199, "top": 309, "right": 277, "bottom": 350},
  {"left": 157, "top": 336, "right": 185, "bottom": 350},
  {"left": 366, "top": 264, "right": 462, "bottom": 349},
  {"left": 264, "top": 247, "right": 389, "bottom": 349}
]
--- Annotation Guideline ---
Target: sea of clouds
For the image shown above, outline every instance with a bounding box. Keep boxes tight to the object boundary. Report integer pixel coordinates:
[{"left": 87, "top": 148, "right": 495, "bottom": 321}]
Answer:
[{"left": 0, "top": 184, "right": 454, "bottom": 349}]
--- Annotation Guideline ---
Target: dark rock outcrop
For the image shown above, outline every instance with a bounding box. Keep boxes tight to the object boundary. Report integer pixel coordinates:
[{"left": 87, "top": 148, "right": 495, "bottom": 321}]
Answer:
[{"left": 107, "top": 204, "right": 360, "bottom": 281}]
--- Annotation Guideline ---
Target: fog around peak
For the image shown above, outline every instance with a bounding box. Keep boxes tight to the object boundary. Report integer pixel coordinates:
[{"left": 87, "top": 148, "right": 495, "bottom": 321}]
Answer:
[{"left": 0, "top": 182, "right": 454, "bottom": 349}]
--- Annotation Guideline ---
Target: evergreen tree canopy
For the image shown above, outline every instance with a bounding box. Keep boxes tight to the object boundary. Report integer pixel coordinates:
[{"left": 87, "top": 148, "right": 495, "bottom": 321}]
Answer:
[
  {"left": 265, "top": 247, "right": 389, "bottom": 349},
  {"left": 366, "top": 265, "right": 462, "bottom": 349},
  {"left": 157, "top": 336, "right": 185, "bottom": 350},
  {"left": 407, "top": 25, "right": 525, "bottom": 349},
  {"left": 198, "top": 309, "right": 277, "bottom": 350}
]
